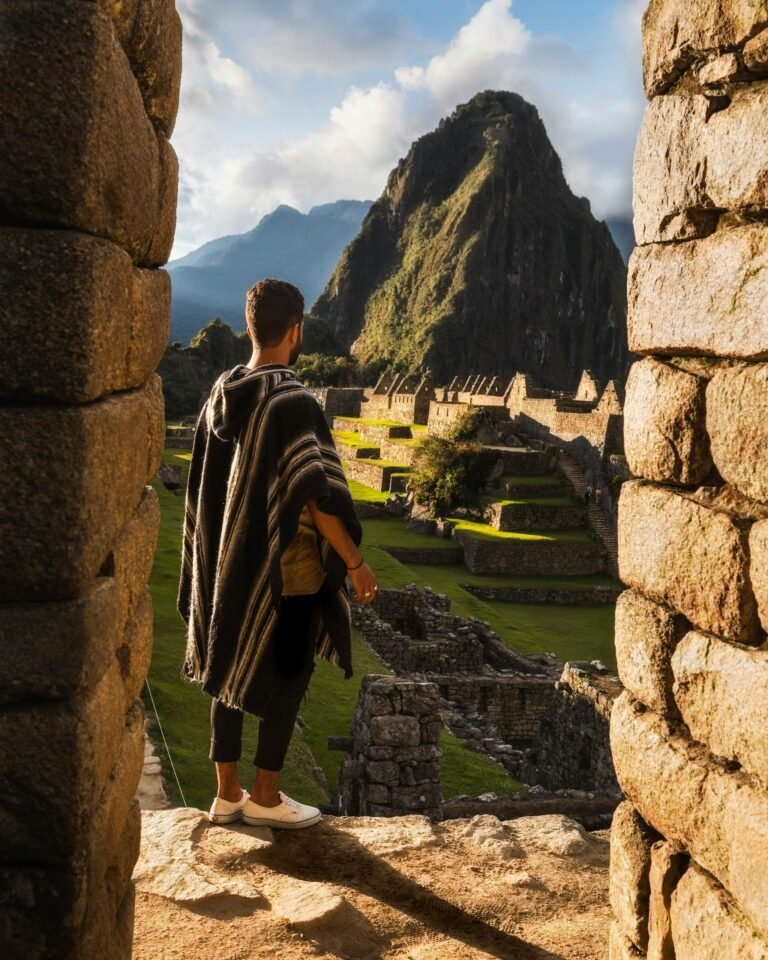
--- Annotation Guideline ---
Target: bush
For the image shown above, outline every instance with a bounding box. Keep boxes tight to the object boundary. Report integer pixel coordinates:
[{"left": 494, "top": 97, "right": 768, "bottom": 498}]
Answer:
[{"left": 408, "top": 409, "right": 497, "bottom": 517}]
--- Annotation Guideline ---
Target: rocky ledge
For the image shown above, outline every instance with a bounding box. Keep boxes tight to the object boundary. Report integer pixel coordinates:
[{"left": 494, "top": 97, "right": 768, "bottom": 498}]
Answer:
[{"left": 132, "top": 807, "right": 610, "bottom": 959}]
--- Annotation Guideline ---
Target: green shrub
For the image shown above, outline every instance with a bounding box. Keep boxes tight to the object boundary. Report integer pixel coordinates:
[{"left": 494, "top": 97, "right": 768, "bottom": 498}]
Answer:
[{"left": 408, "top": 408, "right": 496, "bottom": 517}]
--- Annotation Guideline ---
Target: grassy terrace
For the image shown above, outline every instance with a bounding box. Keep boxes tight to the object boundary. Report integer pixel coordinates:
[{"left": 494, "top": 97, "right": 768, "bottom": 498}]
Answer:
[
  {"left": 145, "top": 446, "right": 526, "bottom": 809},
  {"left": 483, "top": 495, "right": 583, "bottom": 507},
  {"left": 446, "top": 517, "right": 596, "bottom": 542},
  {"left": 332, "top": 429, "right": 378, "bottom": 447}
]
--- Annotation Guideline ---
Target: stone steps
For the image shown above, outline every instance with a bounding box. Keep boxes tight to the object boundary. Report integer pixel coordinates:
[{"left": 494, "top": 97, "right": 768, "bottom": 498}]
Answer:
[{"left": 557, "top": 452, "right": 619, "bottom": 577}]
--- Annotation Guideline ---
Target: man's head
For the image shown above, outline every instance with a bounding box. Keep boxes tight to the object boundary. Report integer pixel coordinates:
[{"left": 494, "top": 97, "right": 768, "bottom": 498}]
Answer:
[{"left": 245, "top": 278, "right": 305, "bottom": 365}]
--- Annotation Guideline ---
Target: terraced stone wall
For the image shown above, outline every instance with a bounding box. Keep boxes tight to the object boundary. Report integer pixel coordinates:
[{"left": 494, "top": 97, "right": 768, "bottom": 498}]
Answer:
[
  {"left": 0, "top": 2, "right": 181, "bottom": 955},
  {"left": 609, "top": 4, "right": 768, "bottom": 957}
]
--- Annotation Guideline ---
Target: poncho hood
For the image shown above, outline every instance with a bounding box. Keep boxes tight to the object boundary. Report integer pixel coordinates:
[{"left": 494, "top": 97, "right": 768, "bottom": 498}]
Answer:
[{"left": 207, "top": 362, "right": 296, "bottom": 440}]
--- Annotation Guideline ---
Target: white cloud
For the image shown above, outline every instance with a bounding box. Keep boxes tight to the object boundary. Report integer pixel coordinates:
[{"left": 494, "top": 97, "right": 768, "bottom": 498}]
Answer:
[
  {"left": 170, "top": 0, "right": 646, "bottom": 257},
  {"left": 395, "top": 0, "right": 530, "bottom": 101}
]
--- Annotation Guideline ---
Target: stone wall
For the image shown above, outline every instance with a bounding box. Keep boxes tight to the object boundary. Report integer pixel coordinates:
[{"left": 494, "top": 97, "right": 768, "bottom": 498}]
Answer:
[
  {"left": 334, "top": 676, "right": 443, "bottom": 819},
  {"left": 308, "top": 386, "right": 365, "bottom": 423},
  {"left": 462, "top": 583, "right": 622, "bottom": 605},
  {"left": 0, "top": 2, "right": 181, "bottom": 955},
  {"left": 522, "top": 662, "right": 621, "bottom": 794},
  {"left": 454, "top": 530, "right": 607, "bottom": 576},
  {"left": 350, "top": 585, "right": 561, "bottom": 742},
  {"left": 489, "top": 500, "right": 586, "bottom": 532},
  {"left": 609, "top": 5, "right": 768, "bottom": 958}
]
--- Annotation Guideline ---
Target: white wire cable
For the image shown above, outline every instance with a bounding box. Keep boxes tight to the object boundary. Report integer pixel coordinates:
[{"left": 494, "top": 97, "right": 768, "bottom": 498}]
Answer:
[{"left": 144, "top": 677, "right": 188, "bottom": 808}]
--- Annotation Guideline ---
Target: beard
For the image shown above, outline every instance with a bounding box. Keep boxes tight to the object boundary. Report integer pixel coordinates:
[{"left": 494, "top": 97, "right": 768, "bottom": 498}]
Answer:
[{"left": 287, "top": 328, "right": 303, "bottom": 365}]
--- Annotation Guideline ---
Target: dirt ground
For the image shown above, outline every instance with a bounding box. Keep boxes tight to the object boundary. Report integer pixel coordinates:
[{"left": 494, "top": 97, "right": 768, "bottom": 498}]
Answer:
[{"left": 132, "top": 807, "right": 611, "bottom": 960}]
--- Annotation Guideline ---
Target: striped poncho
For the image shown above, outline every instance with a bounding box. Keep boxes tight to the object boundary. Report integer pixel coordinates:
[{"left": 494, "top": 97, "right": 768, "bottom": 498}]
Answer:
[{"left": 176, "top": 362, "right": 363, "bottom": 713}]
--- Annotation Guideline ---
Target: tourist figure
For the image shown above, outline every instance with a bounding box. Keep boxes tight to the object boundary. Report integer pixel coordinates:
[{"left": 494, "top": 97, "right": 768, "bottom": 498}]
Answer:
[
  {"left": 585, "top": 484, "right": 593, "bottom": 505},
  {"left": 177, "top": 279, "right": 378, "bottom": 831},
  {"left": 595, "top": 484, "right": 603, "bottom": 507}
]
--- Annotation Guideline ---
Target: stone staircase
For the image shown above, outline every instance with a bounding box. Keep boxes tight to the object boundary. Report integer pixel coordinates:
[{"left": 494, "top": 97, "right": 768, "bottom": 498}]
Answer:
[{"left": 557, "top": 451, "right": 619, "bottom": 578}]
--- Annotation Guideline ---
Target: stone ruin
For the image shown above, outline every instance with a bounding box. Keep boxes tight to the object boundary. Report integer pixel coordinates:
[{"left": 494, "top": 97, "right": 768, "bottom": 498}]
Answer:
[
  {"left": 607, "top": 5, "right": 768, "bottom": 959},
  {"left": 314, "top": 365, "right": 625, "bottom": 489},
  {"left": 330, "top": 585, "right": 622, "bottom": 819},
  {"left": 331, "top": 676, "right": 444, "bottom": 820},
  {"left": 0, "top": 1, "right": 182, "bottom": 956}
]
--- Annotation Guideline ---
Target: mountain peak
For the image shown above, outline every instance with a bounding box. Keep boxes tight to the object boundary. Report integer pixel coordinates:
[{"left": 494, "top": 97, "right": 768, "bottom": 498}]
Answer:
[{"left": 311, "top": 88, "right": 628, "bottom": 389}]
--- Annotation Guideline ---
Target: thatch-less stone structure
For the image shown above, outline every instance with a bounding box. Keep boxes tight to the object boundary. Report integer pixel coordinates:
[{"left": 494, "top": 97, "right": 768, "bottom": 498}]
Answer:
[
  {"left": 608, "top": 4, "right": 768, "bottom": 958},
  {"left": 0, "top": 1, "right": 181, "bottom": 955}
]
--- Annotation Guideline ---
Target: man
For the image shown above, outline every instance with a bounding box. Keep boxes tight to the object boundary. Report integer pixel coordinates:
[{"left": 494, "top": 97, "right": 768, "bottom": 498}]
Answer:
[{"left": 177, "top": 278, "right": 378, "bottom": 830}]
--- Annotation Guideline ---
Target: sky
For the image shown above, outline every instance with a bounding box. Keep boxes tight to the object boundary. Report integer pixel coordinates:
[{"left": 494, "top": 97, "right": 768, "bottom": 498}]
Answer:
[{"left": 171, "top": 0, "right": 647, "bottom": 259}]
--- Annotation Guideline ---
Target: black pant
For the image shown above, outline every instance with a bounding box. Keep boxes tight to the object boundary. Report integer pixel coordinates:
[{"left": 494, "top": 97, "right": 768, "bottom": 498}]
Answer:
[{"left": 209, "top": 588, "right": 323, "bottom": 771}]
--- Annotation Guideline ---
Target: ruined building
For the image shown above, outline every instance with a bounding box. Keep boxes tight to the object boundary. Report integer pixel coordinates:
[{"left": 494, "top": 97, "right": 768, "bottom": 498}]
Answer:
[
  {"left": 607, "top": 4, "right": 768, "bottom": 958},
  {"left": 0, "top": 1, "right": 182, "bottom": 955}
]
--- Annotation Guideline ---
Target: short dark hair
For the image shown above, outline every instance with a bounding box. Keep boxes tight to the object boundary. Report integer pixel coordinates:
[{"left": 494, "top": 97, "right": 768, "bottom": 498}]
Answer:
[{"left": 245, "top": 278, "right": 304, "bottom": 347}]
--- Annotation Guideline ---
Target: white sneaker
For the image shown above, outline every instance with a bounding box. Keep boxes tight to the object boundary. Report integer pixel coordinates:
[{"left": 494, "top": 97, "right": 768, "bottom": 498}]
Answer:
[
  {"left": 207, "top": 788, "right": 250, "bottom": 824},
  {"left": 242, "top": 790, "right": 322, "bottom": 829}
]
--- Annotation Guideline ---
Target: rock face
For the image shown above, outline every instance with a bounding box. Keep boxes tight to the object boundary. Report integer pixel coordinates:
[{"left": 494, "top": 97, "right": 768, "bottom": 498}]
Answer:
[
  {"left": 0, "top": 2, "right": 181, "bottom": 956},
  {"left": 311, "top": 89, "right": 629, "bottom": 390},
  {"left": 609, "top": 7, "right": 768, "bottom": 959}
]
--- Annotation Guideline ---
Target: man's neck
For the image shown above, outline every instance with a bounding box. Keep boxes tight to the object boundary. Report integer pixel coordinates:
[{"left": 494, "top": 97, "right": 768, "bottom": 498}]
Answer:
[{"left": 247, "top": 354, "right": 290, "bottom": 369}]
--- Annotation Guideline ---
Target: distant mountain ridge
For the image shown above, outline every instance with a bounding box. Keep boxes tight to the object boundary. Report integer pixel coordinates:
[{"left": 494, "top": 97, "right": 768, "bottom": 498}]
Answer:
[
  {"left": 310, "top": 90, "right": 629, "bottom": 390},
  {"left": 168, "top": 199, "right": 373, "bottom": 345}
]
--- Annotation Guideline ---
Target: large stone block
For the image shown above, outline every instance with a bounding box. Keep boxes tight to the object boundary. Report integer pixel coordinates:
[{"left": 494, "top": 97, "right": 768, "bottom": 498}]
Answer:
[
  {"left": 647, "top": 840, "right": 688, "bottom": 960},
  {"left": 0, "top": 0, "right": 177, "bottom": 265},
  {"left": 0, "top": 376, "right": 164, "bottom": 601},
  {"left": 634, "top": 89, "right": 768, "bottom": 244},
  {"left": 0, "top": 229, "right": 170, "bottom": 403},
  {"left": 611, "top": 692, "right": 768, "bottom": 941},
  {"left": 617, "top": 481, "right": 760, "bottom": 644},
  {"left": 0, "top": 700, "right": 144, "bottom": 954},
  {"left": 0, "top": 578, "right": 118, "bottom": 705},
  {"left": 627, "top": 225, "right": 768, "bottom": 361},
  {"left": 615, "top": 590, "right": 687, "bottom": 716},
  {"left": 0, "top": 659, "right": 126, "bottom": 864},
  {"left": 624, "top": 358, "right": 711, "bottom": 484},
  {"left": 369, "top": 715, "right": 421, "bottom": 746},
  {"left": 127, "top": 0, "right": 183, "bottom": 137},
  {"left": 670, "top": 862, "right": 768, "bottom": 960},
  {"left": 116, "top": 586, "right": 154, "bottom": 710},
  {"left": 84, "top": 701, "right": 146, "bottom": 906},
  {"left": 610, "top": 801, "right": 660, "bottom": 951},
  {"left": 608, "top": 922, "right": 645, "bottom": 959},
  {"left": 707, "top": 364, "right": 768, "bottom": 503},
  {"left": 78, "top": 798, "right": 142, "bottom": 959},
  {"left": 744, "top": 27, "right": 768, "bottom": 72},
  {"left": 641, "top": 0, "right": 768, "bottom": 96},
  {"left": 751, "top": 519, "right": 768, "bottom": 631},
  {"left": 671, "top": 629, "right": 768, "bottom": 787},
  {"left": 108, "top": 484, "right": 161, "bottom": 630},
  {"left": 0, "top": 864, "right": 84, "bottom": 957}
]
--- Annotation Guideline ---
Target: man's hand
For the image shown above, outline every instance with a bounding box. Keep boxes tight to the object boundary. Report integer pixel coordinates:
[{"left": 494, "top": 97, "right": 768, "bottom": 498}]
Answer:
[
  {"left": 346, "top": 560, "right": 378, "bottom": 603},
  {"left": 306, "top": 498, "right": 379, "bottom": 603}
]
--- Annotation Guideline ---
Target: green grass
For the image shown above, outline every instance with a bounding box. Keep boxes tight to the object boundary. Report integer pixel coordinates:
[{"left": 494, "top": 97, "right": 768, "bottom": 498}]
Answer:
[
  {"left": 447, "top": 516, "right": 595, "bottom": 542},
  {"left": 351, "top": 457, "right": 412, "bottom": 470},
  {"left": 359, "top": 516, "right": 461, "bottom": 549},
  {"left": 332, "top": 429, "right": 378, "bottom": 448},
  {"left": 440, "top": 727, "right": 525, "bottom": 799},
  {"left": 346, "top": 478, "right": 391, "bottom": 503},
  {"left": 334, "top": 416, "right": 414, "bottom": 427},
  {"left": 485, "top": 495, "right": 583, "bottom": 507}
]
